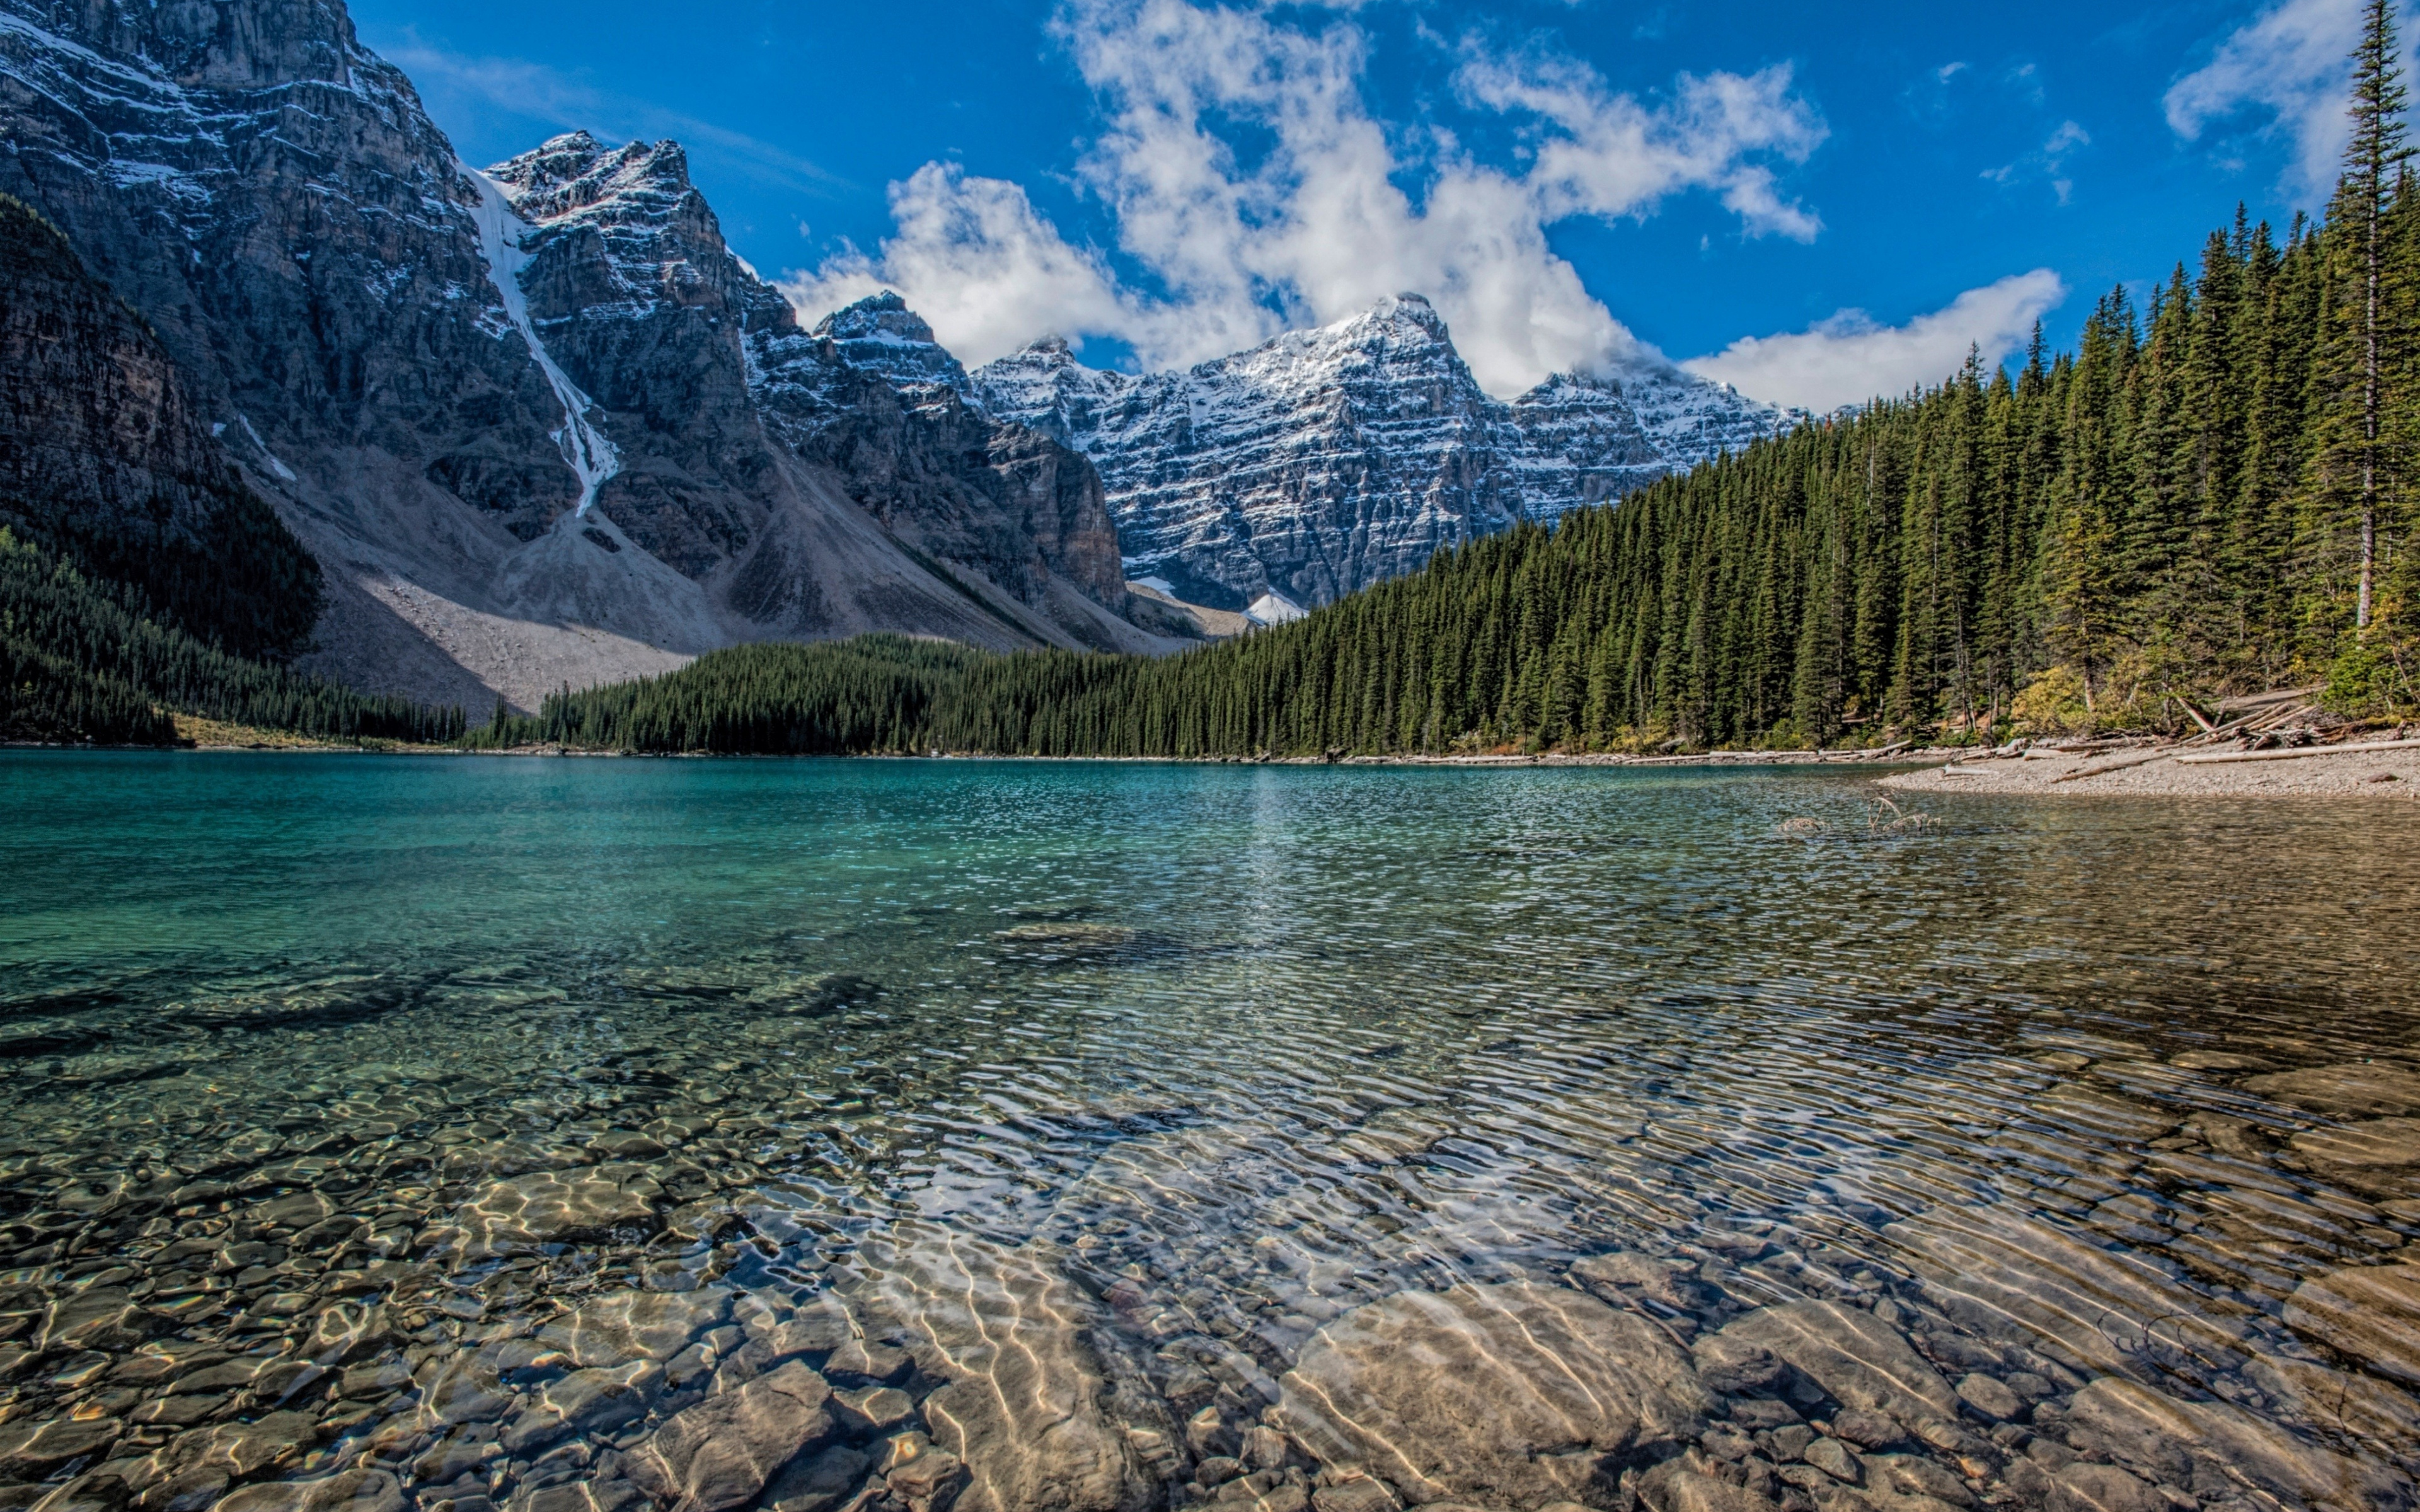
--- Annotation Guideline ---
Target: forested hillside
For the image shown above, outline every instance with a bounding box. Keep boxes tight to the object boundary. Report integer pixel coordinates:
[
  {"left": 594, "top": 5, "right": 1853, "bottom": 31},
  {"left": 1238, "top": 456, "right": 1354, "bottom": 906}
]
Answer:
[
  {"left": 12, "top": 10, "right": 2416, "bottom": 759},
  {"left": 476, "top": 11, "right": 2419, "bottom": 760},
  {"left": 0, "top": 532, "right": 463, "bottom": 745}
]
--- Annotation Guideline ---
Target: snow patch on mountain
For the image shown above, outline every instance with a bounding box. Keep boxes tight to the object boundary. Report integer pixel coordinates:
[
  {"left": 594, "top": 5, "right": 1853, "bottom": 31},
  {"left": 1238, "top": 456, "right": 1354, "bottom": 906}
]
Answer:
[
  {"left": 810, "top": 292, "right": 976, "bottom": 410},
  {"left": 969, "top": 294, "right": 1797, "bottom": 608},
  {"left": 466, "top": 164, "right": 621, "bottom": 517}
]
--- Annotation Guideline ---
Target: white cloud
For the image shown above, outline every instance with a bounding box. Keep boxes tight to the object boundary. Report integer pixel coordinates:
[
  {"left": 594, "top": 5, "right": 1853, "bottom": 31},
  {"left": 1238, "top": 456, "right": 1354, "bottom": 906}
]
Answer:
[
  {"left": 778, "top": 0, "right": 1826, "bottom": 394},
  {"left": 1983, "top": 118, "right": 2092, "bottom": 204},
  {"left": 2164, "top": 0, "right": 2366, "bottom": 198},
  {"left": 781, "top": 166, "right": 1151, "bottom": 365},
  {"left": 1682, "top": 270, "right": 2067, "bottom": 412}
]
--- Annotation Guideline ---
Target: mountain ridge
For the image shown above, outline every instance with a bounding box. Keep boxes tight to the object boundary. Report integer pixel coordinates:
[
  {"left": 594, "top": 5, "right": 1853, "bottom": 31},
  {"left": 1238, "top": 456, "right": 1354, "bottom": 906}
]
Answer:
[
  {"left": 0, "top": 6, "right": 1179, "bottom": 711},
  {"left": 965, "top": 293, "right": 1796, "bottom": 609}
]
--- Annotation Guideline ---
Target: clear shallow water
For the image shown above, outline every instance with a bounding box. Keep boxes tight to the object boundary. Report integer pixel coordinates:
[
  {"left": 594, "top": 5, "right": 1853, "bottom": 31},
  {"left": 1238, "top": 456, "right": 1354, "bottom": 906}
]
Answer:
[{"left": 1, "top": 753, "right": 2416, "bottom": 1512}]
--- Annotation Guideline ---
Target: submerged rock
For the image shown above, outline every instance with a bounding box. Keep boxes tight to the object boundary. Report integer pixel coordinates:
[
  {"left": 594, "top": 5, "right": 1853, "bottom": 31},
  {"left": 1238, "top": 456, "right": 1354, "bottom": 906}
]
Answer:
[
  {"left": 1712, "top": 1301, "right": 1957, "bottom": 1425},
  {"left": 443, "top": 1165, "right": 664, "bottom": 1256},
  {"left": 501, "top": 1360, "right": 664, "bottom": 1452},
  {"left": 32, "top": 1288, "right": 155, "bottom": 1353},
  {"left": 538, "top": 1288, "right": 732, "bottom": 1368},
  {"left": 1276, "top": 1280, "right": 1711, "bottom": 1508},
  {"left": 1643, "top": 1468, "right": 1784, "bottom": 1512},
  {"left": 626, "top": 1358, "right": 834, "bottom": 1512},
  {"left": 2290, "top": 1118, "right": 2420, "bottom": 1167},
  {"left": 215, "top": 1468, "right": 406, "bottom": 1512},
  {"left": 762, "top": 1443, "right": 872, "bottom": 1512},
  {"left": 1571, "top": 1251, "right": 1713, "bottom": 1313},
  {"left": 2064, "top": 1376, "right": 2409, "bottom": 1510},
  {"left": 2246, "top": 1351, "right": 2420, "bottom": 1448},
  {"left": 2242, "top": 1063, "right": 2420, "bottom": 1118},
  {"left": 1881, "top": 1205, "right": 2247, "bottom": 1379},
  {"left": 2283, "top": 1264, "right": 2420, "bottom": 1385},
  {"left": 852, "top": 1222, "right": 1153, "bottom": 1512}
]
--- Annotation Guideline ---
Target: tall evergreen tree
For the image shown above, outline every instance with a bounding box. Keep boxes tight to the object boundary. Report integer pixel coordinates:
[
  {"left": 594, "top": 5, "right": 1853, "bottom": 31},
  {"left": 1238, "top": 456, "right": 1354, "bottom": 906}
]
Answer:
[{"left": 2347, "top": 0, "right": 2411, "bottom": 629}]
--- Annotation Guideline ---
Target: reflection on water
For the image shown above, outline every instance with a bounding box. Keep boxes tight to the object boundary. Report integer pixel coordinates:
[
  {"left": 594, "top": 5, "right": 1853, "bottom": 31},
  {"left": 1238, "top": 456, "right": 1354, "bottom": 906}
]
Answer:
[{"left": 0, "top": 753, "right": 2415, "bottom": 1512}]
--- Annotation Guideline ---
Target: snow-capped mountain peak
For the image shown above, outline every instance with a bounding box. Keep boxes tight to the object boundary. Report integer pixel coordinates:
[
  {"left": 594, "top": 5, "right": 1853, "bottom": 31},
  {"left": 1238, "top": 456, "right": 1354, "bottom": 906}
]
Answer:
[
  {"left": 810, "top": 292, "right": 976, "bottom": 406},
  {"left": 971, "top": 295, "right": 1794, "bottom": 610}
]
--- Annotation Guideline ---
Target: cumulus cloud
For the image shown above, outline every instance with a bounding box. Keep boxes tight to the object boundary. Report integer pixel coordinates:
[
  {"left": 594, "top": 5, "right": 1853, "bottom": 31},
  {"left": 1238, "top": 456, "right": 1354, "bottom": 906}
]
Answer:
[
  {"left": 779, "top": 0, "right": 1828, "bottom": 395},
  {"left": 1682, "top": 270, "right": 2067, "bottom": 413},
  {"left": 785, "top": 166, "right": 1148, "bottom": 364},
  {"left": 2164, "top": 0, "right": 2366, "bottom": 198}
]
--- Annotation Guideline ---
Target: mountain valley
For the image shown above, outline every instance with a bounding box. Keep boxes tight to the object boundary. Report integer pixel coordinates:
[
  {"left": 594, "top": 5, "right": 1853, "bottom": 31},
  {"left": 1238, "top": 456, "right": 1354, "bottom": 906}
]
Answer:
[{"left": 0, "top": 0, "right": 1788, "bottom": 712}]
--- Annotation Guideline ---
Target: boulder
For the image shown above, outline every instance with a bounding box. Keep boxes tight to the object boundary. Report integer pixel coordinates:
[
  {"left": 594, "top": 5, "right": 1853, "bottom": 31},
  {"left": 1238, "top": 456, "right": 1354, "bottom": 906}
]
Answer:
[
  {"left": 852, "top": 1222, "right": 1153, "bottom": 1512},
  {"left": 1275, "top": 1281, "right": 1712, "bottom": 1508},
  {"left": 2063, "top": 1376, "right": 2407, "bottom": 1511},
  {"left": 626, "top": 1359, "right": 835, "bottom": 1512},
  {"left": 216, "top": 1469, "right": 406, "bottom": 1512},
  {"left": 2290, "top": 1118, "right": 2420, "bottom": 1167},
  {"left": 1881, "top": 1206, "right": 2247, "bottom": 1378},
  {"left": 538, "top": 1287, "right": 731, "bottom": 1368},
  {"left": 2283, "top": 1265, "right": 2420, "bottom": 1385},
  {"left": 1713, "top": 1303, "right": 1956, "bottom": 1424},
  {"left": 2242, "top": 1063, "right": 2420, "bottom": 1118},
  {"left": 501, "top": 1360, "right": 664, "bottom": 1452}
]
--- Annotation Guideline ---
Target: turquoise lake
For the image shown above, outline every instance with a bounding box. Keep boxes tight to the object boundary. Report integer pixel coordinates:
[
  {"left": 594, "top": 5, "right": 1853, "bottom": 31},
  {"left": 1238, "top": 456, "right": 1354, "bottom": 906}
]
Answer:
[{"left": 0, "top": 752, "right": 2415, "bottom": 1512}]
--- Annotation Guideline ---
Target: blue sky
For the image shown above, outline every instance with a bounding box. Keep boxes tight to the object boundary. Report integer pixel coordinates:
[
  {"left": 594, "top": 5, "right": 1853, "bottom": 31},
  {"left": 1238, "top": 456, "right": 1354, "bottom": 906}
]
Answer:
[{"left": 355, "top": 0, "right": 2390, "bottom": 408}]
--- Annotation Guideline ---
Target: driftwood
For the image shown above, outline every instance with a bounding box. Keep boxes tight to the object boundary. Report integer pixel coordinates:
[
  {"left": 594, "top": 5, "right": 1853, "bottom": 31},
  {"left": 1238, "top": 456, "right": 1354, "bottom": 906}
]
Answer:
[
  {"left": 2174, "top": 696, "right": 2218, "bottom": 735},
  {"left": 2215, "top": 685, "right": 2324, "bottom": 713},
  {"left": 2052, "top": 747, "right": 2189, "bottom": 782},
  {"left": 2175, "top": 736, "right": 2420, "bottom": 765}
]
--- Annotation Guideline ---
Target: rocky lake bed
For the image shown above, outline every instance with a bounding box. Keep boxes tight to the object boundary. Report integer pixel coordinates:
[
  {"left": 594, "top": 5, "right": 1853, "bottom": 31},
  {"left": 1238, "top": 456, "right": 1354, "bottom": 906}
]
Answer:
[{"left": 0, "top": 755, "right": 2414, "bottom": 1512}]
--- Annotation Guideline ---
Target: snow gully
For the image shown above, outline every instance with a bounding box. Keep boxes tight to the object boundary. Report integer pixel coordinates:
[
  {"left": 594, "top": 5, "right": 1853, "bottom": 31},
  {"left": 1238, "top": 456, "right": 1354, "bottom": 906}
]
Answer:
[{"left": 464, "top": 166, "right": 620, "bottom": 517}]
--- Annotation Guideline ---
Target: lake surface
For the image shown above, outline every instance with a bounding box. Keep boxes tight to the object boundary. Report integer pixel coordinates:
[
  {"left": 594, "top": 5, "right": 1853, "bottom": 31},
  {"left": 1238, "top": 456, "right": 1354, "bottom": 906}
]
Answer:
[{"left": 1, "top": 752, "right": 2416, "bottom": 1512}]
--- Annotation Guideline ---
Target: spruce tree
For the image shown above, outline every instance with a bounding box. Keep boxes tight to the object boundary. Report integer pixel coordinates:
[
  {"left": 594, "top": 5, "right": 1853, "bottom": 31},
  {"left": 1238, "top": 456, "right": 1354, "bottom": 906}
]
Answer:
[{"left": 2348, "top": 0, "right": 2412, "bottom": 628}]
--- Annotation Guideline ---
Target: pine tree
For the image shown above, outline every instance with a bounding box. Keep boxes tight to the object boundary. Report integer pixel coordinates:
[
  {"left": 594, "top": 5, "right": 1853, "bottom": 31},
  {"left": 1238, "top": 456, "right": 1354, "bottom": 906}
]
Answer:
[{"left": 2349, "top": 0, "right": 2412, "bottom": 628}]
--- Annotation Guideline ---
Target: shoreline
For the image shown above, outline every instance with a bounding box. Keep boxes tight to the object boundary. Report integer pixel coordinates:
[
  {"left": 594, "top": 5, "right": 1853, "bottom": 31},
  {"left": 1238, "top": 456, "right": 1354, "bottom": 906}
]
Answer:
[
  {"left": 1881, "top": 743, "right": 2419, "bottom": 798},
  {"left": 9, "top": 736, "right": 2417, "bottom": 797},
  {"left": 1, "top": 739, "right": 1969, "bottom": 765}
]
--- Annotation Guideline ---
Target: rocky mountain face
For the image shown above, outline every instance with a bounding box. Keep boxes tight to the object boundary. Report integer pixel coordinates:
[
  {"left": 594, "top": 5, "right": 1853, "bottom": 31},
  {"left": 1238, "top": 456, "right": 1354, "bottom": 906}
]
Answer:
[
  {"left": 974, "top": 295, "right": 1796, "bottom": 610},
  {"left": 0, "top": 3, "right": 1172, "bottom": 711},
  {"left": 0, "top": 192, "right": 320, "bottom": 658}
]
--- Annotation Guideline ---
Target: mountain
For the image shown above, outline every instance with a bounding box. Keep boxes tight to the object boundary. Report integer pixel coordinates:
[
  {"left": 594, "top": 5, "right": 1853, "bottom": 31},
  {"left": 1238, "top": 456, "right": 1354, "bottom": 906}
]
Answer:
[
  {"left": 0, "top": 193, "right": 320, "bottom": 660},
  {"left": 972, "top": 295, "right": 1795, "bottom": 610},
  {"left": 0, "top": 1, "right": 1175, "bottom": 713}
]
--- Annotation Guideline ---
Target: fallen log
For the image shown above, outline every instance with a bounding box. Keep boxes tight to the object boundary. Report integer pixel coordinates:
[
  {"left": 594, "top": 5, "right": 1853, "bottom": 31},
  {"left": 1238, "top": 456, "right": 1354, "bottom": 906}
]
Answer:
[
  {"left": 2051, "top": 747, "right": 2187, "bottom": 782},
  {"left": 2174, "top": 736, "right": 2420, "bottom": 765},
  {"left": 2214, "top": 685, "right": 2324, "bottom": 713}
]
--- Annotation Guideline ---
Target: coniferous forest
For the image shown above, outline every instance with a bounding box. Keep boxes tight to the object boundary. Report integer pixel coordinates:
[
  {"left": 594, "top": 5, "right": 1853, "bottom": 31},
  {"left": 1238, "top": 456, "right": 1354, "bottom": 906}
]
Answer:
[
  {"left": 481, "top": 39, "right": 2420, "bottom": 761},
  {"left": 455, "top": 15, "right": 2420, "bottom": 761},
  {"left": 10, "top": 6, "right": 2419, "bottom": 757},
  {"left": 0, "top": 532, "right": 465, "bottom": 745}
]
